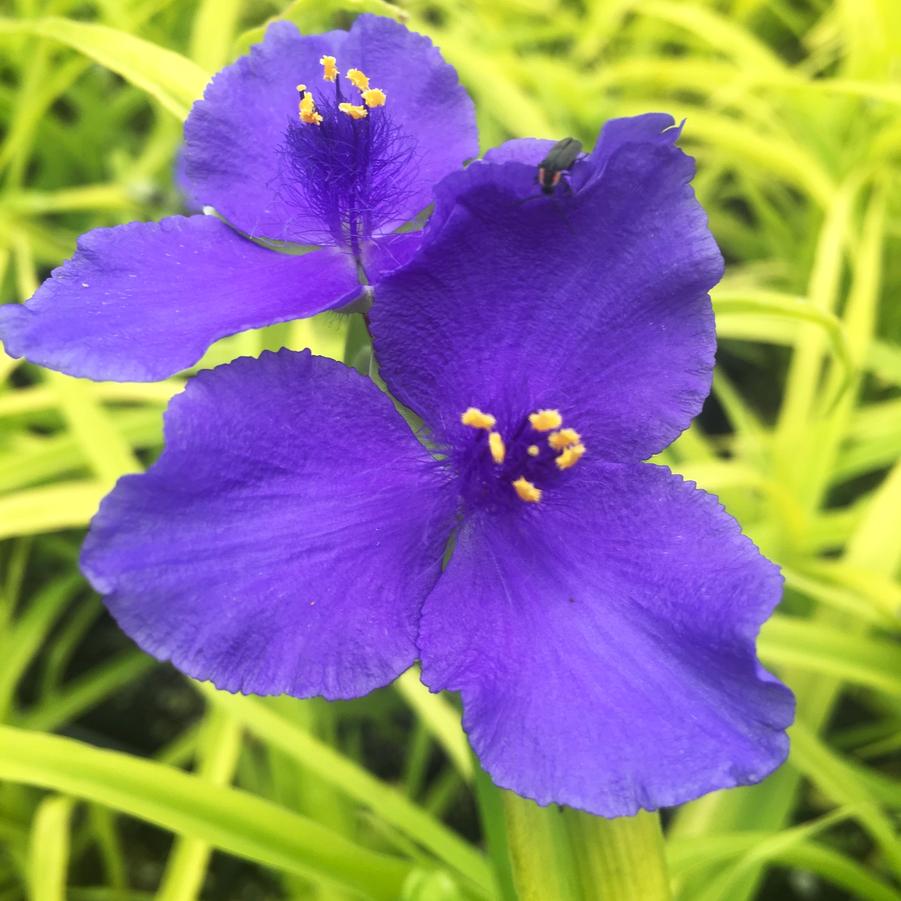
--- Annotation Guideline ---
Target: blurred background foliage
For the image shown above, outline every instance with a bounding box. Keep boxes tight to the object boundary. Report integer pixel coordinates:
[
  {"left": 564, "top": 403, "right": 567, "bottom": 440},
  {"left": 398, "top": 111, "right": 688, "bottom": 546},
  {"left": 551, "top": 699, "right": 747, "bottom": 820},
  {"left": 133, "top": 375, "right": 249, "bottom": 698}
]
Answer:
[{"left": 0, "top": 0, "right": 899, "bottom": 898}]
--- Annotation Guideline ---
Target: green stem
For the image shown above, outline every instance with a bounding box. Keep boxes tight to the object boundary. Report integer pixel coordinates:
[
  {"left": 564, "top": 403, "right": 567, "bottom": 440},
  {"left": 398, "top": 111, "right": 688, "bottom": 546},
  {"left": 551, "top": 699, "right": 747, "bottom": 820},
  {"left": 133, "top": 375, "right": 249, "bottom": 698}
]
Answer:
[{"left": 502, "top": 793, "right": 672, "bottom": 901}]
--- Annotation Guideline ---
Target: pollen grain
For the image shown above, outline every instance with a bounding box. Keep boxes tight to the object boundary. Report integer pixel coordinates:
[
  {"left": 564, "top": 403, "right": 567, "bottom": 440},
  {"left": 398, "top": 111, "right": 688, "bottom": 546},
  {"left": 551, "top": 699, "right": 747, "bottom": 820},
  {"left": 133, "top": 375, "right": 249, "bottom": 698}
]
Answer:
[
  {"left": 320, "top": 55, "right": 338, "bottom": 82},
  {"left": 513, "top": 476, "right": 542, "bottom": 503},
  {"left": 362, "top": 87, "right": 387, "bottom": 108},
  {"left": 346, "top": 68, "right": 370, "bottom": 91},
  {"left": 489, "top": 431, "right": 506, "bottom": 464},
  {"left": 529, "top": 409, "right": 563, "bottom": 432},
  {"left": 548, "top": 428, "right": 581, "bottom": 450},
  {"left": 297, "top": 88, "right": 323, "bottom": 125},
  {"left": 461, "top": 407, "right": 496, "bottom": 430},
  {"left": 527, "top": 444, "right": 540, "bottom": 457},
  {"left": 339, "top": 102, "right": 368, "bottom": 120},
  {"left": 556, "top": 443, "right": 586, "bottom": 470}
]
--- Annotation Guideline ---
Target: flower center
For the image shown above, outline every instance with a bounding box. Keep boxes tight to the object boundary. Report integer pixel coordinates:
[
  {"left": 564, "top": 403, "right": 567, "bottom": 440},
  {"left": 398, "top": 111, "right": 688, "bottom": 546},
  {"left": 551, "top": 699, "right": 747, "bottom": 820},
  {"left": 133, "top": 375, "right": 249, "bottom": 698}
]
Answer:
[
  {"left": 459, "top": 406, "right": 586, "bottom": 506},
  {"left": 281, "top": 56, "right": 415, "bottom": 255}
]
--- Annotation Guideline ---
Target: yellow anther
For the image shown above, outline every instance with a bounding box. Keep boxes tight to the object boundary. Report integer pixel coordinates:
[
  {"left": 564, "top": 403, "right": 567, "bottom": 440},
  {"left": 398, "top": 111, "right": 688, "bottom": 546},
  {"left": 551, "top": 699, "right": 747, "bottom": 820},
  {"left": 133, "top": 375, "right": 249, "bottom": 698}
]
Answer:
[
  {"left": 548, "top": 428, "right": 581, "bottom": 450},
  {"left": 346, "top": 68, "right": 370, "bottom": 90},
  {"left": 362, "top": 87, "right": 387, "bottom": 108},
  {"left": 298, "top": 89, "right": 323, "bottom": 125},
  {"left": 527, "top": 444, "right": 540, "bottom": 457},
  {"left": 513, "top": 476, "right": 542, "bottom": 503},
  {"left": 320, "top": 55, "right": 338, "bottom": 81},
  {"left": 529, "top": 409, "right": 563, "bottom": 432},
  {"left": 556, "top": 443, "right": 586, "bottom": 470},
  {"left": 488, "top": 431, "right": 506, "bottom": 464},
  {"left": 339, "top": 102, "right": 368, "bottom": 120},
  {"left": 461, "top": 407, "right": 496, "bottom": 430}
]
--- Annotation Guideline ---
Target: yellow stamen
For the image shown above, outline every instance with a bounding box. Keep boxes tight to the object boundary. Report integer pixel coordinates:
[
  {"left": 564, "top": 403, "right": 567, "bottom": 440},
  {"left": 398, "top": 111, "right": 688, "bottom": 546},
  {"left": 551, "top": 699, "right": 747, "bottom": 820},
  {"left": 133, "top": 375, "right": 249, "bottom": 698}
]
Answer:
[
  {"left": 488, "top": 431, "right": 506, "bottom": 464},
  {"left": 320, "top": 55, "right": 338, "bottom": 81},
  {"left": 529, "top": 409, "right": 563, "bottom": 432},
  {"left": 298, "top": 89, "right": 323, "bottom": 125},
  {"left": 362, "top": 87, "right": 387, "bottom": 108},
  {"left": 527, "top": 444, "right": 540, "bottom": 457},
  {"left": 339, "top": 102, "right": 368, "bottom": 120},
  {"left": 556, "top": 443, "right": 586, "bottom": 470},
  {"left": 513, "top": 476, "right": 542, "bottom": 503},
  {"left": 548, "top": 428, "right": 581, "bottom": 450},
  {"left": 346, "top": 68, "right": 370, "bottom": 91},
  {"left": 461, "top": 407, "right": 496, "bottom": 430}
]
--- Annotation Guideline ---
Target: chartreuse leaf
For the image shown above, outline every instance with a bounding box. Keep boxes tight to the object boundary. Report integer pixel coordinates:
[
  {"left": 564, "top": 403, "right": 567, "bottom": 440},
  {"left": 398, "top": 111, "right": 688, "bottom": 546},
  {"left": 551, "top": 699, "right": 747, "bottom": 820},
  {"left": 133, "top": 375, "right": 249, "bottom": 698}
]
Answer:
[
  {"left": 502, "top": 794, "right": 670, "bottom": 901},
  {"left": 189, "top": 0, "right": 243, "bottom": 71},
  {"left": 758, "top": 615, "right": 901, "bottom": 697},
  {"left": 0, "top": 575, "right": 80, "bottom": 721},
  {"left": 15, "top": 652, "right": 156, "bottom": 733},
  {"left": 200, "top": 685, "right": 494, "bottom": 895},
  {"left": 782, "top": 841, "right": 901, "bottom": 901},
  {"left": 640, "top": 0, "right": 786, "bottom": 72},
  {"left": 712, "top": 288, "right": 855, "bottom": 396},
  {"left": 394, "top": 667, "right": 473, "bottom": 779},
  {"left": 669, "top": 824, "right": 901, "bottom": 901},
  {"left": 156, "top": 709, "right": 243, "bottom": 901},
  {"left": 0, "top": 17, "right": 209, "bottom": 118},
  {"left": 0, "top": 480, "right": 107, "bottom": 538},
  {"left": 868, "top": 339, "right": 901, "bottom": 386},
  {"left": 0, "top": 726, "right": 412, "bottom": 899},
  {"left": 0, "top": 408, "right": 162, "bottom": 494},
  {"left": 28, "top": 795, "right": 75, "bottom": 901},
  {"left": 790, "top": 723, "right": 901, "bottom": 873}
]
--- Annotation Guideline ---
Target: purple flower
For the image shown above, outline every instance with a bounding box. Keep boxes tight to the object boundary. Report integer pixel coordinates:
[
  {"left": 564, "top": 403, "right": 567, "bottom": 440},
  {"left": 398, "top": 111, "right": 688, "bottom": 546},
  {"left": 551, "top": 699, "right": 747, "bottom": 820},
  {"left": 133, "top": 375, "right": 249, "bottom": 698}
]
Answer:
[
  {"left": 80, "top": 114, "right": 793, "bottom": 816},
  {"left": 0, "top": 16, "right": 476, "bottom": 382}
]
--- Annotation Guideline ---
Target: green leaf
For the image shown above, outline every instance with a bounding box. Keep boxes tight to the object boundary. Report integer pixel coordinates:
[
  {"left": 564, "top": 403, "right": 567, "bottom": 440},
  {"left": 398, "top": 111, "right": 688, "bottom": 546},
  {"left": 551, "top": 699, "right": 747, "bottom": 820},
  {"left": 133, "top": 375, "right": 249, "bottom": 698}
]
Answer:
[
  {"left": 0, "top": 480, "right": 106, "bottom": 538},
  {"left": 0, "top": 575, "right": 81, "bottom": 721},
  {"left": 156, "top": 709, "right": 243, "bottom": 901},
  {"left": 28, "top": 795, "right": 75, "bottom": 901},
  {"left": 712, "top": 289, "right": 855, "bottom": 398},
  {"left": 0, "top": 726, "right": 412, "bottom": 900},
  {"left": 759, "top": 615, "right": 901, "bottom": 697},
  {"left": 201, "top": 685, "right": 493, "bottom": 895},
  {"left": 0, "top": 17, "right": 209, "bottom": 118},
  {"left": 394, "top": 667, "right": 473, "bottom": 780}
]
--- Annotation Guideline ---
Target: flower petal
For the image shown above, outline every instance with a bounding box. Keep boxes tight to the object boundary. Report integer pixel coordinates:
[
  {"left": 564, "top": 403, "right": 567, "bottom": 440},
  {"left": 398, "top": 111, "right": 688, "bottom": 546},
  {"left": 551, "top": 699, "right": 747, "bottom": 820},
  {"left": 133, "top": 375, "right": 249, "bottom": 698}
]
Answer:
[
  {"left": 483, "top": 138, "right": 556, "bottom": 165},
  {"left": 364, "top": 231, "right": 424, "bottom": 282},
  {"left": 372, "top": 118, "right": 723, "bottom": 461},
  {"left": 589, "top": 113, "right": 682, "bottom": 171},
  {"left": 183, "top": 22, "right": 345, "bottom": 242},
  {"left": 419, "top": 462, "right": 793, "bottom": 816},
  {"left": 339, "top": 15, "right": 478, "bottom": 228},
  {"left": 0, "top": 215, "right": 361, "bottom": 382},
  {"left": 82, "top": 349, "right": 456, "bottom": 699},
  {"left": 183, "top": 17, "right": 476, "bottom": 243}
]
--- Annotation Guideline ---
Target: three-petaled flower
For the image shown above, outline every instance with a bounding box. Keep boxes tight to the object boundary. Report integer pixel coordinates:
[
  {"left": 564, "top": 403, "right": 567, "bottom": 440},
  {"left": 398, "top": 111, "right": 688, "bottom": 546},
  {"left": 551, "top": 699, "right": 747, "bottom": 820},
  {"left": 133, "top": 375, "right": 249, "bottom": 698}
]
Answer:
[
  {"left": 0, "top": 16, "right": 476, "bottom": 381},
  {"left": 80, "top": 113, "right": 794, "bottom": 816}
]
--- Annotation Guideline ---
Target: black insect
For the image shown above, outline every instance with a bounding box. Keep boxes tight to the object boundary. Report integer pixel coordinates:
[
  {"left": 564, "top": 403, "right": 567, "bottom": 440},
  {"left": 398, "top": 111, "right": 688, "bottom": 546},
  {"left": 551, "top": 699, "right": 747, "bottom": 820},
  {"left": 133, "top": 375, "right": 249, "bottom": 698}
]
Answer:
[{"left": 536, "top": 137, "right": 583, "bottom": 195}]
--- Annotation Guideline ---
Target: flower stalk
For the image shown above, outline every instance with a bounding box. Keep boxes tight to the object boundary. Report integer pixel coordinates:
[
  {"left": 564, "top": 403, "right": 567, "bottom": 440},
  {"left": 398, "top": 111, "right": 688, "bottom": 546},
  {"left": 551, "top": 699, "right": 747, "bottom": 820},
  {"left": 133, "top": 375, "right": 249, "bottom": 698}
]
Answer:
[{"left": 502, "top": 793, "right": 672, "bottom": 901}]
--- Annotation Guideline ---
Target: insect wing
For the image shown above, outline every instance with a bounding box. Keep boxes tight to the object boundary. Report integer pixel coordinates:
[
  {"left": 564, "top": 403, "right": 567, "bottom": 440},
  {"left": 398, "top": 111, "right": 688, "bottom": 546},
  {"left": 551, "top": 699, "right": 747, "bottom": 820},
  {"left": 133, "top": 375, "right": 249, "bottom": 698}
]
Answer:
[{"left": 539, "top": 137, "right": 583, "bottom": 173}]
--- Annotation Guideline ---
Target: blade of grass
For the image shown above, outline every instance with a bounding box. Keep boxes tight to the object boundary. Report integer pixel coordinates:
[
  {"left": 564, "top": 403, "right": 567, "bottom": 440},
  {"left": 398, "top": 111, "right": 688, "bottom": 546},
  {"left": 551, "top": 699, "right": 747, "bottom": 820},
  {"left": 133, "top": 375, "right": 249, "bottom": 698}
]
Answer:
[
  {"left": 200, "top": 685, "right": 493, "bottom": 895},
  {"left": 156, "top": 709, "right": 243, "bottom": 901},
  {"left": 0, "top": 17, "right": 209, "bottom": 118},
  {"left": 27, "top": 796, "right": 74, "bottom": 901},
  {"left": 0, "top": 726, "right": 413, "bottom": 899}
]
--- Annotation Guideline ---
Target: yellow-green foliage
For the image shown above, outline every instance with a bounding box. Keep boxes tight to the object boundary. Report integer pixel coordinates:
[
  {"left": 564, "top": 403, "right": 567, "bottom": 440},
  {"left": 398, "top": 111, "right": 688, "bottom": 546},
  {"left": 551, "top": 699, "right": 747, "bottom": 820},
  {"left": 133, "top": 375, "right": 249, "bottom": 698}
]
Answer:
[{"left": 0, "top": 1, "right": 899, "bottom": 899}]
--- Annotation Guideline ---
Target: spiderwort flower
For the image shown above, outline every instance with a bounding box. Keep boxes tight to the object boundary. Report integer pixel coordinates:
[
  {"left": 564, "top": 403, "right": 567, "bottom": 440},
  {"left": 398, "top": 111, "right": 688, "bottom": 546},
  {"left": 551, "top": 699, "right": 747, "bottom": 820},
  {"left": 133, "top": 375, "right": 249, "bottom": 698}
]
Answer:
[
  {"left": 0, "top": 16, "right": 476, "bottom": 381},
  {"left": 80, "top": 115, "right": 793, "bottom": 816}
]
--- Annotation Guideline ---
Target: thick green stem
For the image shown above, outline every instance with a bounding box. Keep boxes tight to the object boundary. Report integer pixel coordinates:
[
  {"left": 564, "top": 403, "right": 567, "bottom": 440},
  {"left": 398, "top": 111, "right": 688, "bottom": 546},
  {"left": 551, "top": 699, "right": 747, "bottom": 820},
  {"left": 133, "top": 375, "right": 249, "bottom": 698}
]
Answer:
[{"left": 502, "top": 793, "right": 672, "bottom": 901}]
